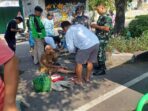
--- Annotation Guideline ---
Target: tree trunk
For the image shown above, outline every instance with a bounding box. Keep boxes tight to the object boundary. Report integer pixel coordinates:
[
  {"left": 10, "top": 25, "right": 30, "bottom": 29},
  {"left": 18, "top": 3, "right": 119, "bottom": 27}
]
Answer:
[{"left": 114, "top": 0, "right": 127, "bottom": 35}]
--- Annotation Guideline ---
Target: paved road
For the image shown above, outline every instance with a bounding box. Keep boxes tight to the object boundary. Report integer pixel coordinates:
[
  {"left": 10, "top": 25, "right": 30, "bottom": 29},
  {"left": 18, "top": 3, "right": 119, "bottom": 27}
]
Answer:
[{"left": 16, "top": 42, "right": 148, "bottom": 111}]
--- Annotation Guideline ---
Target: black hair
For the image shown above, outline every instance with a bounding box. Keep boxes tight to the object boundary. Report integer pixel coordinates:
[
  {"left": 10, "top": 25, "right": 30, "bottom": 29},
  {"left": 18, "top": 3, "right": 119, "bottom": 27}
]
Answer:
[
  {"left": 96, "top": 2, "right": 107, "bottom": 7},
  {"left": 47, "top": 13, "right": 53, "bottom": 17},
  {"left": 109, "top": 10, "right": 114, "bottom": 16},
  {"left": 35, "top": 6, "right": 43, "bottom": 12},
  {"left": 61, "top": 21, "right": 71, "bottom": 29},
  {"left": 15, "top": 16, "right": 23, "bottom": 22},
  {"left": 75, "top": 6, "right": 81, "bottom": 14}
]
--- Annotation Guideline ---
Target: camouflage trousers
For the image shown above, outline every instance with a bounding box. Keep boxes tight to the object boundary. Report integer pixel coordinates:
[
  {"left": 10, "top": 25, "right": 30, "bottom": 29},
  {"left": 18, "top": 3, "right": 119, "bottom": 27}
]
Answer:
[{"left": 97, "top": 39, "right": 108, "bottom": 65}]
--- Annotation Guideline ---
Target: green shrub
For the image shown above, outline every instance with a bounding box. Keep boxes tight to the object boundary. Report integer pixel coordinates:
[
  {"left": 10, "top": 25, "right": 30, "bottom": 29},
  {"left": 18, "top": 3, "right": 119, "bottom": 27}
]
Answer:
[
  {"left": 120, "top": 28, "right": 131, "bottom": 39},
  {"left": 128, "top": 15, "right": 148, "bottom": 37},
  {"left": 135, "top": 15, "right": 148, "bottom": 19},
  {"left": 107, "top": 31, "right": 148, "bottom": 53}
]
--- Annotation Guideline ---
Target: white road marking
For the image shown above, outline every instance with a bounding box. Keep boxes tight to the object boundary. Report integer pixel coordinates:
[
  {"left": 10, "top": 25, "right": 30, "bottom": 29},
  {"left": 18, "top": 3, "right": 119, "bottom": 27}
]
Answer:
[{"left": 74, "top": 72, "right": 148, "bottom": 111}]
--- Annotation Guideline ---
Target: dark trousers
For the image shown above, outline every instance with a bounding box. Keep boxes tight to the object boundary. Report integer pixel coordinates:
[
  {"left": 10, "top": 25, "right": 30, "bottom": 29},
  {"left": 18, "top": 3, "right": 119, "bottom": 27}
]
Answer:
[{"left": 5, "top": 37, "right": 16, "bottom": 52}]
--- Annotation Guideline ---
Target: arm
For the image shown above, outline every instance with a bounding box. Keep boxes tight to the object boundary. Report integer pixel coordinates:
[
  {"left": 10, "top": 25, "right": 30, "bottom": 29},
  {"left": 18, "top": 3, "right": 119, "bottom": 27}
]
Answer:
[
  {"left": 29, "top": 16, "right": 38, "bottom": 37},
  {"left": 0, "top": 40, "right": 19, "bottom": 111},
  {"left": 91, "top": 17, "right": 112, "bottom": 32},
  {"left": 3, "top": 56, "right": 19, "bottom": 111},
  {"left": 10, "top": 21, "right": 22, "bottom": 32},
  {"left": 0, "top": 39, "right": 19, "bottom": 111},
  {"left": 65, "top": 31, "right": 76, "bottom": 53},
  {"left": 10, "top": 28, "right": 21, "bottom": 32},
  {"left": 91, "top": 24, "right": 110, "bottom": 32},
  {"left": 40, "top": 55, "right": 60, "bottom": 69}
]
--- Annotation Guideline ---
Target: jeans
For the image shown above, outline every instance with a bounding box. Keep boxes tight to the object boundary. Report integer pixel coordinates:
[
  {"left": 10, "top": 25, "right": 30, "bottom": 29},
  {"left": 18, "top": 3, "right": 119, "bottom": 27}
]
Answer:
[{"left": 29, "top": 31, "right": 35, "bottom": 48}]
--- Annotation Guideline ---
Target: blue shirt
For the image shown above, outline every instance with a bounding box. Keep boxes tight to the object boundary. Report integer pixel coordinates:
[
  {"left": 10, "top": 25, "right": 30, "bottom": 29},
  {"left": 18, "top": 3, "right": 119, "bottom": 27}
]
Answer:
[{"left": 65, "top": 24, "right": 99, "bottom": 53}]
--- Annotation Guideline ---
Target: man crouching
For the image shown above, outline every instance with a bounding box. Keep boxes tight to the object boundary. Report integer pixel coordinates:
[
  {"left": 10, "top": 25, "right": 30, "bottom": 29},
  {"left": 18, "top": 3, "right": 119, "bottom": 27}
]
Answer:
[{"left": 61, "top": 21, "right": 100, "bottom": 85}]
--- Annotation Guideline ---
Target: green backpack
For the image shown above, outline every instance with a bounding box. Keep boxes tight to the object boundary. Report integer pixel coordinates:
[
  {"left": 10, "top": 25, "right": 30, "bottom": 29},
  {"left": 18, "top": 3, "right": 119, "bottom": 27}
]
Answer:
[{"left": 33, "top": 74, "right": 51, "bottom": 92}]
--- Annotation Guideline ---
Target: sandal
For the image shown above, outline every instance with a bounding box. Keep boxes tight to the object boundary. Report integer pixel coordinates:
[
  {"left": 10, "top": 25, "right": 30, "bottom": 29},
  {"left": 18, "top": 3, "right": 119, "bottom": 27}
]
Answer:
[
  {"left": 84, "top": 78, "right": 91, "bottom": 83},
  {"left": 73, "top": 78, "right": 83, "bottom": 86}
]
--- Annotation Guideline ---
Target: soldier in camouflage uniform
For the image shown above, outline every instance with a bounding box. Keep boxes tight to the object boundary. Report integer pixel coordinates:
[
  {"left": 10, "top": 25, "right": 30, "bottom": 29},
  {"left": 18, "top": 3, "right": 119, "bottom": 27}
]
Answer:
[{"left": 91, "top": 3, "right": 112, "bottom": 75}]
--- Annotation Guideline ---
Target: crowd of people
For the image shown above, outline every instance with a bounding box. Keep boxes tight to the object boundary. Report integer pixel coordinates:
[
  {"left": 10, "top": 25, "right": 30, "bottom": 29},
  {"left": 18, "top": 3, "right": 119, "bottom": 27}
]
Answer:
[{"left": 0, "top": 2, "right": 113, "bottom": 111}]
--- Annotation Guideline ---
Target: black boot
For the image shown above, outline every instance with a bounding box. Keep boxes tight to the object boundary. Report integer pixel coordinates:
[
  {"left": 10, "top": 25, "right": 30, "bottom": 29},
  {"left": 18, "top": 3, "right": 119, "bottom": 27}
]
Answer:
[
  {"left": 93, "top": 63, "right": 106, "bottom": 76},
  {"left": 93, "top": 63, "right": 101, "bottom": 70},
  {"left": 93, "top": 69, "right": 106, "bottom": 76}
]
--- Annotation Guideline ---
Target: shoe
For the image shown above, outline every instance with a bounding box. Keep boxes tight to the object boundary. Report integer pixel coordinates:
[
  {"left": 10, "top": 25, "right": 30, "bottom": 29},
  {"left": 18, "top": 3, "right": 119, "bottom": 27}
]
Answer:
[
  {"left": 94, "top": 65, "right": 101, "bottom": 70},
  {"left": 94, "top": 63, "right": 106, "bottom": 70},
  {"left": 93, "top": 69, "right": 106, "bottom": 76},
  {"left": 19, "top": 70, "right": 25, "bottom": 75}
]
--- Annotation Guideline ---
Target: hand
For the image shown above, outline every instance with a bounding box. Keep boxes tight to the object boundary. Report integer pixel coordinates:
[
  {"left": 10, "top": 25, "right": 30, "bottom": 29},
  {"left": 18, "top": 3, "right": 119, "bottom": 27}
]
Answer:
[
  {"left": 18, "top": 29, "right": 24, "bottom": 33},
  {"left": 90, "top": 24, "right": 98, "bottom": 29},
  {"left": 25, "top": 32, "right": 29, "bottom": 39}
]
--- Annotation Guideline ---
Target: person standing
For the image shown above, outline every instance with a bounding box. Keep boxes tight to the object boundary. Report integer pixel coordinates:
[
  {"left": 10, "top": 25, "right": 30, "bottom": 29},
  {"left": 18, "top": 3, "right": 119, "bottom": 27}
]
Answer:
[
  {"left": 91, "top": 3, "right": 112, "bottom": 75},
  {"left": 61, "top": 21, "right": 99, "bottom": 85},
  {"left": 26, "top": 14, "right": 35, "bottom": 56},
  {"left": 43, "top": 13, "right": 55, "bottom": 37},
  {"left": 43, "top": 13, "right": 61, "bottom": 48},
  {"left": 29, "top": 6, "right": 46, "bottom": 65},
  {"left": 4, "top": 16, "right": 23, "bottom": 52}
]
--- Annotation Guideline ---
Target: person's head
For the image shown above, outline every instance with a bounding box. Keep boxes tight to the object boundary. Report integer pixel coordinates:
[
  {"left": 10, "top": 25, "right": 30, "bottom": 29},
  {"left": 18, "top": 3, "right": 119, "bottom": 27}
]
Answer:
[
  {"left": 15, "top": 16, "right": 23, "bottom": 24},
  {"left": 96, "top": 3, "right": 107, "bottom": 15},
  {"left": 47, "top": 13, "right": 53, "bottom": 20},
  {"left": 61, "top": 21, "right": 71, "bottom": 32},
  {"left": 45, "top": 45, "right": 54, "bottom": 55},
  {"left": 34, "top": 6, "right": 43, "bottom": 17},
  {"left": 75, "top": 6, "right": 82, "bottom": 16}
]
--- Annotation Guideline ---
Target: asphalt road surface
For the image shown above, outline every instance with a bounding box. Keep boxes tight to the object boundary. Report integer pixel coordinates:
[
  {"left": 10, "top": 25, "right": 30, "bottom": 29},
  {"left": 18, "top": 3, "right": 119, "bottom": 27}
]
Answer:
[{"left": 16, "top": 42, "right": 148, "bottom": 111}]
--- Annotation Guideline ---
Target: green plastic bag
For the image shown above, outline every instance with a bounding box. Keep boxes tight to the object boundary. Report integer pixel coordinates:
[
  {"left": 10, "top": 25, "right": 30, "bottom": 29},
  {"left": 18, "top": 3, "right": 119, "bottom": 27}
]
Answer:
[
  {"left": 136, "top": 93, "right": 148, "bottom": 111},
  {"left": 33, "top": 74, "right": 51, "bottom": 92}
]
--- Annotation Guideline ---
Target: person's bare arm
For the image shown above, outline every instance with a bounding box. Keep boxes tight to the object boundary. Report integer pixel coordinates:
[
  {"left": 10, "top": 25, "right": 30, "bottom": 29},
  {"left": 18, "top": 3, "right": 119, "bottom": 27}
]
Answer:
[
  {"left": 40, "top": 55, "right": 60, "bottom": 68},
  {"left": 3, "top": 56, "right": 19, "bottom": 111},
  {"left": 10, "top": 28, "right": 22, "bottom": 33},
  {"left": 91, "top": 24, "right": 110, "bottom": 32},
  {"left": 40, "top": 55, "right": 50, "bottom": 68}
]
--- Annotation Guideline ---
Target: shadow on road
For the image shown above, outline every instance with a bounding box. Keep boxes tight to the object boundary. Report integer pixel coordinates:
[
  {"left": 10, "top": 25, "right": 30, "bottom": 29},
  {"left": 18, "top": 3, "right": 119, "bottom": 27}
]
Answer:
[{"left": 16, "top": 42, "right": 148, "bottom": 111}]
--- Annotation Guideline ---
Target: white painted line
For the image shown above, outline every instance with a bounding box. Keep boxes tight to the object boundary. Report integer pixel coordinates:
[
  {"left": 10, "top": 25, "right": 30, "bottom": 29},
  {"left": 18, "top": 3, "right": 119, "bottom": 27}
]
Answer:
[{"left": 74, "top": 72, "right": 148, "bottom": 111}]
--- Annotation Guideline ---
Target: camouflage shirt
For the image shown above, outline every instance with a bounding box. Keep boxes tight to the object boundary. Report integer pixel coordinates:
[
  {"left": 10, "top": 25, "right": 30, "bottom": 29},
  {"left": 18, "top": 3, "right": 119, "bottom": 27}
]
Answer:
[{"left": 96, "top": 15, "right": 112, "bottom": 40}]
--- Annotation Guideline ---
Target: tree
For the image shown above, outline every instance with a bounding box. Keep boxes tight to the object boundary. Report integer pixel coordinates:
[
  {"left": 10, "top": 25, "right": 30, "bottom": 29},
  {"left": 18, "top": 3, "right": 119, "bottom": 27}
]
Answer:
[{"left": 114, "top": 0, "right": 127, "bottom": 35}]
